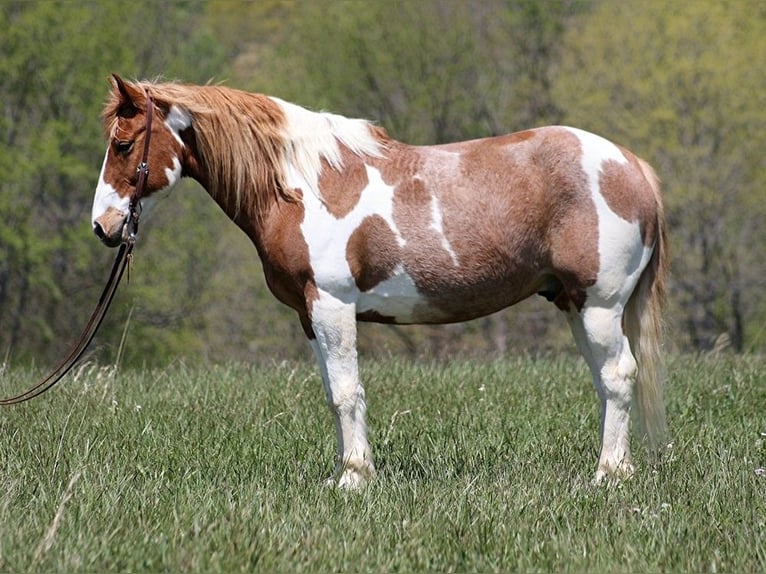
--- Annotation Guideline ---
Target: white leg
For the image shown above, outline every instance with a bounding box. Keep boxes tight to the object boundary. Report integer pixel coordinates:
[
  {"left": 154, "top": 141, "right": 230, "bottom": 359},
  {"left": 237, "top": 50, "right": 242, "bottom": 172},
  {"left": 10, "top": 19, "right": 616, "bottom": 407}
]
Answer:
[
  {"left": 566, "top": 310, "right": 596, "bottom": 376},
  {"left": 570, "top": 305, "right": 637, "bottom": 482},
  {"left": 309, "top": 291, "right": 375, "bottom": 489}
]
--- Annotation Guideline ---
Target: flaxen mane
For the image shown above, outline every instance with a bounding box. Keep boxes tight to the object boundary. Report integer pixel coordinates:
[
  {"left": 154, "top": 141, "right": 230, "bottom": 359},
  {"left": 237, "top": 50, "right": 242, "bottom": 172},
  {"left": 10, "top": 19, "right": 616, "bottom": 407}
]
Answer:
[
  {"left": 106, "top": 82, "right": 292, "bottom": 218},
  {"left": 102, "top": 81, "right": 388, "bottom": 219}
]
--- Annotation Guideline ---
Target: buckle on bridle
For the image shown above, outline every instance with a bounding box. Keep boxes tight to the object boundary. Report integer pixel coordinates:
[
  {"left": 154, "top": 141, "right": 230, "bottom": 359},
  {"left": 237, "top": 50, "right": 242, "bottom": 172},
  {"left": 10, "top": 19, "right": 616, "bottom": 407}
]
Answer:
[{"left": 126, "top": 200, "right": 142, "bottom": 245}]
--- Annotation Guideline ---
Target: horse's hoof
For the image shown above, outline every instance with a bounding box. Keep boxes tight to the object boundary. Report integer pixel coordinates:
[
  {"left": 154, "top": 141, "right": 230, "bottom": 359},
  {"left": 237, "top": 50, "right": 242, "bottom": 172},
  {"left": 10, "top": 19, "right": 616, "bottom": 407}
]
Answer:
[
  {"left": 325, "top": 465, "right": 375, "bottom": 490},
  {"left": 593, "top": 460, "right": 635, "bottom": 485}
]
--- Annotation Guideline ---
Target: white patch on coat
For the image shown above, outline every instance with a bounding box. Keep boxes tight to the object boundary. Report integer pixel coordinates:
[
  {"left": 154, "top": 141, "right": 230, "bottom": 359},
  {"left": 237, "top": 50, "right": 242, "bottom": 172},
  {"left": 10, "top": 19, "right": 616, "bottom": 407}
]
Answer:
[
  {"left": 567, "top": 127, "right": 653, "bottom": 306},
  {"left": 91, "top": 152, "right": 129, "bottom": 227},
  {"left": 296, "top": 163, "right": 424, "bottom": 320},
  {"left": 163, "top": 156, "right": 183, "bottom": 191},
  {"left": 165, "top": 104, "right": 191, "bottom": 146},
  {"left": 274, "top": 97, "right": 383, "bottom": 199},
  {"left": 429, "top": 193, "right": 459, "bottom": 266}
]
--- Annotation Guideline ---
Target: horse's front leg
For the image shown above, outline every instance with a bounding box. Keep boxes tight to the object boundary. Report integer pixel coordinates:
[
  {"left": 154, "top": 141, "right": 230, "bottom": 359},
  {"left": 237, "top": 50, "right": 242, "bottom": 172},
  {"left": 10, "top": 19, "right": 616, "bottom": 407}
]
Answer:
[{"left": 308, "top": 291, "right": 375, "bottom": 489}]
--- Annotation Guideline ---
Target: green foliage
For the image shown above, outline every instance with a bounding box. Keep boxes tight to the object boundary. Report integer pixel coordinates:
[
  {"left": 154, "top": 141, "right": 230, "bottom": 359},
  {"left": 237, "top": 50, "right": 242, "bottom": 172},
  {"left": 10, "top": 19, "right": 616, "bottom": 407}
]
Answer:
[
  {"left": 250, "top": 0, "right": 582, "bottom": 143},
  {"left": 0, "top": 355, "right": 763, "bottom": 571},
  {"left": 553, "top": 0, "right": 766, "bottom": 351},
  {"left": 0, "top": 1, "right": 226, "bottom": 365},
  {"left": 1, "top": 0, "right": 763, "bottom": 367}
]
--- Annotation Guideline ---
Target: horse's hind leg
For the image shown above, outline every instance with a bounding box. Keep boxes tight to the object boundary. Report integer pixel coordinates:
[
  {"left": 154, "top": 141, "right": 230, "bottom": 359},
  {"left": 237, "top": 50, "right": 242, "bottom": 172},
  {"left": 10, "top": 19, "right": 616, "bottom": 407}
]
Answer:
[
  {"left": 568, "top": 303, "right": 637, "bottom": 482},
  {"left": 309, "top": 291, "right": 375, "bottom": 489}
]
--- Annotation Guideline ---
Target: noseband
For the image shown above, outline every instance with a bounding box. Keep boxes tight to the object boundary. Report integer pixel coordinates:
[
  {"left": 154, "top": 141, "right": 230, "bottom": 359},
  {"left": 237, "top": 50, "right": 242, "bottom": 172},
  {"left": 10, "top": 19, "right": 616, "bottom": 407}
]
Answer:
[{"left": 0, "top": 91, "right": 155, "bottom": 405}]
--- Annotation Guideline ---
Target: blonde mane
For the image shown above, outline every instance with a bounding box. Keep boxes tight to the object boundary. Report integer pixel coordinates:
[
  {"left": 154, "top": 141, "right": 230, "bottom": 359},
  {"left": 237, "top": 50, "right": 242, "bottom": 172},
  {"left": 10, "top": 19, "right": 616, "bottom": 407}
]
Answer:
[{"left": 102, "top": 81, "right": 388, "bottom": 219}]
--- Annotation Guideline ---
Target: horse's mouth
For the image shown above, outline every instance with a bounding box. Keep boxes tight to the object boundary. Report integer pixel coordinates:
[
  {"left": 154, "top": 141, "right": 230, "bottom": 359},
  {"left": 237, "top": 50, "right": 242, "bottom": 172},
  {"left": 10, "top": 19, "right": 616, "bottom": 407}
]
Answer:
[{"left": 98, "top": 231, "right": 123, "bottom": 248}]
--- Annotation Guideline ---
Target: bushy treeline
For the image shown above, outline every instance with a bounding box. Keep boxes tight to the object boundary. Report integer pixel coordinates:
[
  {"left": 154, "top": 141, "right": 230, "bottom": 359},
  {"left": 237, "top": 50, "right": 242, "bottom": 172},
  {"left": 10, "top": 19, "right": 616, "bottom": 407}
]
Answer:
[{"left": 1, "top": 0, "right": 764, "bottom": 366}]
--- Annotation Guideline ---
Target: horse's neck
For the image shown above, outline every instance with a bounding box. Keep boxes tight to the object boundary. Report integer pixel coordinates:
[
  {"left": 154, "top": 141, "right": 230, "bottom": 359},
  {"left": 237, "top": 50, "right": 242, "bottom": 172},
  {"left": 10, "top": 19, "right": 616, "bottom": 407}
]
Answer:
[{"left": 184, "top": 94, "right": 390, "bottom": 251}]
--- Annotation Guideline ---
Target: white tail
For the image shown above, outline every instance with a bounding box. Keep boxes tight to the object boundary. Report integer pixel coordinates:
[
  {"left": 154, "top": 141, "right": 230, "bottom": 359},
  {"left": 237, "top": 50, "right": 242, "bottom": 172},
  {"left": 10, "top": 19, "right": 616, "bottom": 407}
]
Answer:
[{"left": 625, "top": 158, "right": 669, "bottom": 450}]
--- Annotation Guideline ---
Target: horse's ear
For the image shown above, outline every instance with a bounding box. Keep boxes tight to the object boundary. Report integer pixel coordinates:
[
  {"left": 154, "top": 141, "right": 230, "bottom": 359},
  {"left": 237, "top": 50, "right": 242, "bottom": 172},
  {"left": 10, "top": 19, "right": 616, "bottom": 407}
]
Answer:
[{"left": 110, "top": 74, "right": 142, "bottom": 119}]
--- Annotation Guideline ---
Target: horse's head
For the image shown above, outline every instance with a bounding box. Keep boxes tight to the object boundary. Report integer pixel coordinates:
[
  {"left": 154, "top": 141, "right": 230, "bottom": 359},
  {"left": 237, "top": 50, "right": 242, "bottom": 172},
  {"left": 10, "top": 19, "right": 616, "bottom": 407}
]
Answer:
[{"left": 91, "top": 75, "right": 189, "bottom": 247}]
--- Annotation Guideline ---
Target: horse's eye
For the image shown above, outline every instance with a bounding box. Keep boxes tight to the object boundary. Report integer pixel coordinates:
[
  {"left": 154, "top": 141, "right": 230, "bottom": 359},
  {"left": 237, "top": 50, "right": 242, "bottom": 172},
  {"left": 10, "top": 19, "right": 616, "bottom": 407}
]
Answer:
[{"left": 115, "top": 140, "right": 134, "bottom": 155}]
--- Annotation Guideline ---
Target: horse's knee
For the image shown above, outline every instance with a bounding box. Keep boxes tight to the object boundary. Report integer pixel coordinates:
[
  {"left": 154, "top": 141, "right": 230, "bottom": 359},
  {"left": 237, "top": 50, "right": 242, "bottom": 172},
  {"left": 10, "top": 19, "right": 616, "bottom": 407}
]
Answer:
[
  {"left": 599, "top": 341, "right": 637, "bottom": 403},
  {"left": 327, "top": 379, "right": 366, "bottom": 416},
  {"left": 579, "top": 307, "right": 636, "bottom": 397}
]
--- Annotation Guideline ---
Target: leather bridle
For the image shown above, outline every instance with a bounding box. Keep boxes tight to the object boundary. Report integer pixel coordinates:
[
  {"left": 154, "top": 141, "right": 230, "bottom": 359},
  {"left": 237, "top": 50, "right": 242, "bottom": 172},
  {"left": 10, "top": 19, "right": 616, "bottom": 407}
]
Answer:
[
  {"left": 126, "top": 92, "right": 153, "bottom": 243},
  {"left": 0, "top": 92, "right": 154, "bottom": 405}
]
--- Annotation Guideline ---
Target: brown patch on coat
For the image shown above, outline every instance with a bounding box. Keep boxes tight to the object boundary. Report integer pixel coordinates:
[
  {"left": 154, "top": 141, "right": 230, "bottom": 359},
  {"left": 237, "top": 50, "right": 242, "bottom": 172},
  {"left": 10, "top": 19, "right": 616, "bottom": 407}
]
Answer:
[
  {"left": 253, "top": 188, "right": 317, "bottom": 324},
  {"left": 385, "top": 128, "right": 599, "bottom": 317},
  {"left": 599, "top": 149, "right": 659, "bottom": 246},
  {"left": 299, "top": 281, "right": 320, "bottom": 339},
  {"left": 371, "top": 141, "right": 425, "bottom": 188},
  {"left": 536, "top": 130, "right": 600, "bottom": 311},
  {"left": 350, "top": 128, "right": 601, "bottom": 318},
  {"left": 346, "top": 215, "right": 403, "bottom": 291},
  {"left": 318, "top": 145, "right": 369, "bottom": 219}
]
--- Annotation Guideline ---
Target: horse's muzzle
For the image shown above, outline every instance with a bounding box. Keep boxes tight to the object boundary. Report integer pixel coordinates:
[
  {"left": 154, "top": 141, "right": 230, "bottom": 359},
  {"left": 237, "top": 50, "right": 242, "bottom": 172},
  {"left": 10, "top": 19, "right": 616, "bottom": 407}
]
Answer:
[{"left": 93, "top": 207, "right": 127, "bottom": 248}]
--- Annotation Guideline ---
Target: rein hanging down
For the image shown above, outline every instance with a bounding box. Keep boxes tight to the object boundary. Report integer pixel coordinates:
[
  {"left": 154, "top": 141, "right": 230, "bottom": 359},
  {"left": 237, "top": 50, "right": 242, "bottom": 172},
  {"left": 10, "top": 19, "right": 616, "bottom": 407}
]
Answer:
[{"left": 0, "top": 93, "right": 154, "bottom": 405}]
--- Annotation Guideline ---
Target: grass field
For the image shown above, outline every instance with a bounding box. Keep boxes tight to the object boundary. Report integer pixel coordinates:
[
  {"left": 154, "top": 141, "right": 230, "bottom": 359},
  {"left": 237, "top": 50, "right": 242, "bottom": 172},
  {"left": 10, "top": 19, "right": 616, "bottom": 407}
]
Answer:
[{"left": 0, "top": 354, "right": 764, "bottom": 572}]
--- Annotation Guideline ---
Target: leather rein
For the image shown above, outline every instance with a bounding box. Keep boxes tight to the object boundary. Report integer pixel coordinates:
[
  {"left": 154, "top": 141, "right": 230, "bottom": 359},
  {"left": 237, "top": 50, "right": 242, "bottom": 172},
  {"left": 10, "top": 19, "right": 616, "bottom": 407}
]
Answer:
[{"left": 0, "top": 93, "right": 154, "bottom": 405}]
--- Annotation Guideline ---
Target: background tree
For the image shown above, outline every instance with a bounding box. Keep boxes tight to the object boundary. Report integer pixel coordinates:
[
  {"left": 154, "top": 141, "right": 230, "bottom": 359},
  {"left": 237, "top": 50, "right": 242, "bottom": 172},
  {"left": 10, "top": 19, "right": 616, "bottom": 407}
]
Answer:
[
  {"left": 2, "top": 0, "right": 763, "bottom": 368},
  {"left": 227, "top": 0, "right": 587, "bottom": 358},
  {"left": 553, "top": 0, "right": 766, "bottom": 352},
  {"left": 0, "top": 1, "right": 226, "bottom": 365}
]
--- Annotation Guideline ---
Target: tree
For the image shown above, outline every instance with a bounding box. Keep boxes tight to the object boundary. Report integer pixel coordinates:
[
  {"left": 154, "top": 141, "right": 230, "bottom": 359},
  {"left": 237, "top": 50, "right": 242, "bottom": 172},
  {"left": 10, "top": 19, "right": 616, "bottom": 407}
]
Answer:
[
  {"left": 245, "top": 0, "right": 582, "bottom": 143},
  {"left": 220, "top": 0, "right": 588, "bottom": 358},
  {"left": 553, "top": 0, "right": 766, "bottom": 352},
  {"left": 0, "top": 1, "right": 227, "bottom": 365}
]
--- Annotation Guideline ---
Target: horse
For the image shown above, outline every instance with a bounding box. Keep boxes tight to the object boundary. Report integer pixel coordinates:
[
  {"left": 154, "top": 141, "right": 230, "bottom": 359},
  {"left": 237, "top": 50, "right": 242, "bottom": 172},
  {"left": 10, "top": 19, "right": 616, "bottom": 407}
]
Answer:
[{"left": 91, "top": 75, "right": 668, "bottom": 488}]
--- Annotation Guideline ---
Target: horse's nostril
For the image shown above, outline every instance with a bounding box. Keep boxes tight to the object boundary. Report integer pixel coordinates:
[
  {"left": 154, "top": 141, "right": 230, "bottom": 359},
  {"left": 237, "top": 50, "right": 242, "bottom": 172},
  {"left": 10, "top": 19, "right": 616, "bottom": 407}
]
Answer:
[{"left": 93, "top": 221, "right": 106, "bottom": 240}]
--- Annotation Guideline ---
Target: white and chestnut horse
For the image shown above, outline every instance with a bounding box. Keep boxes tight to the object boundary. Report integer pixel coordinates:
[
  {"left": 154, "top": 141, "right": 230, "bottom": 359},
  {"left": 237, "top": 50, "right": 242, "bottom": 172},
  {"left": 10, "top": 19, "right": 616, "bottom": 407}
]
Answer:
[{"left": 92, "top": 76, "right": 668, "bottom": 487}]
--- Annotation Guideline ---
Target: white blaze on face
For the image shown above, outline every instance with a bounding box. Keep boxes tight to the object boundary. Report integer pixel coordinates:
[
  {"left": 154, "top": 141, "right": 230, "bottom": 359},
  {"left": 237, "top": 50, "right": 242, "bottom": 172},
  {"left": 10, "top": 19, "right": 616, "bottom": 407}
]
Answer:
[
  {"left": 91, "top": 151, "right": 130, "bottom": 230},
  {"left": 91, "top": 104, "right": 190, "bottom": 235}
]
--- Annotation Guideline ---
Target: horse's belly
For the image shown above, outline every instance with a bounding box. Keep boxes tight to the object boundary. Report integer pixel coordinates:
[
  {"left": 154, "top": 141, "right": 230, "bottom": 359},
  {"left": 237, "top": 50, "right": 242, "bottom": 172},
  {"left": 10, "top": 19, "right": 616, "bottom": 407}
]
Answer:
[
  {"left": 354, "top": 264, "right": 534, "bottom": 325},
  {"left": 355, "top": 266, "right": 437, "bottom": 323}
]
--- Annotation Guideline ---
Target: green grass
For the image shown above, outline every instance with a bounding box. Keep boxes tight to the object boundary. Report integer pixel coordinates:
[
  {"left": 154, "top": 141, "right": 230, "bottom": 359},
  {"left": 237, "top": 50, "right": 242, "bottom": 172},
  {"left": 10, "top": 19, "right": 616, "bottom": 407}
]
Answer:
[{"left": 0, "top": 354, "right": 764, "bottom": 572}]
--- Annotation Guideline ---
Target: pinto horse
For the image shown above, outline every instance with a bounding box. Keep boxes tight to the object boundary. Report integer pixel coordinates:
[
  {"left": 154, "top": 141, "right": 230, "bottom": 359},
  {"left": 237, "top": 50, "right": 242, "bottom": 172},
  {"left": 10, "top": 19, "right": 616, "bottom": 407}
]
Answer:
[{"left": 92, "top": 75, "right": 668, "bottom": 487}]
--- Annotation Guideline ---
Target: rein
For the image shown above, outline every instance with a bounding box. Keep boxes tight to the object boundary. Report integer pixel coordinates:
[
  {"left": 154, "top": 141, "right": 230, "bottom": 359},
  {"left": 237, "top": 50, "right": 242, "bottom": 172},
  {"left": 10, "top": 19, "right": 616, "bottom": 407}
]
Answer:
[{"left": 0, "top": 93, "right": 154, "bottom": 405}]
